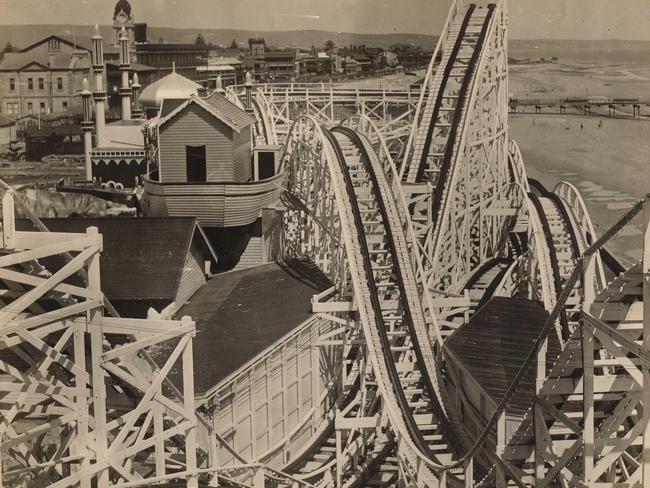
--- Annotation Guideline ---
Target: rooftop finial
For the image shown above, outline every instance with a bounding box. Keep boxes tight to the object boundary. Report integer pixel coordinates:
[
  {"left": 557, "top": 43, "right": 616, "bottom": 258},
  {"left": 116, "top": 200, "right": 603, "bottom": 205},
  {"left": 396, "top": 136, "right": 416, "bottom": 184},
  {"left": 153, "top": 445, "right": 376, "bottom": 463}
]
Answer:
[
  {"left": 93, "top": 24, "right": 102, "bottom": 39},
  {"left": 245, "top": 71, "right": 253, "bottom": 85},
  {"left": 132, "top": 72, "right": 140, "bottom": 86},
  {"left": 82, "top": 78, "right": 90, "bottom": 93},
  {"left": 120, "top": 26, "right": 128, "bottom": 40}
]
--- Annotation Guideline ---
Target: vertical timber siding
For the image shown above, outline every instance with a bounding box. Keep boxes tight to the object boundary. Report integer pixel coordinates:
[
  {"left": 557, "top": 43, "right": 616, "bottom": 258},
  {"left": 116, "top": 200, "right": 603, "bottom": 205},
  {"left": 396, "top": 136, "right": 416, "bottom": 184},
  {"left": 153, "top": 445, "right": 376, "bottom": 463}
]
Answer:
[
  {"left": 206, "top": 316, "right": 341, "bottom": 468},
  {"left": 159, "top": 104, "right": 234, "bottom": 182}
]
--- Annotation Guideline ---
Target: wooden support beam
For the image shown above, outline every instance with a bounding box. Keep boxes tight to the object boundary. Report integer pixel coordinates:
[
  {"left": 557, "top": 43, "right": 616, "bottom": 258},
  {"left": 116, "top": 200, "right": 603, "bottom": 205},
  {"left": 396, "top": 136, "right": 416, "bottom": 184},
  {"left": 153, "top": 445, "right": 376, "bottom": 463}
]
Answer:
[
  {"left": 583, "top": 324, "right": 595, "bottom": 483},
  {"left": 0, "top": 245, "right": 97, "bottom": 326},
  {"left": 182, "top": 316, "right": 198, "bottom": 488},
  {"left": 640, "top": 195, "right": 650, "bottom": 486},
  {"left": 496, "top": 411, "right": 507, "bottom": 487},
  {"left": 0, "top": 235, "right": 100, "bottom": 268},
  {"left": 87, "top": 226, "right": 109, "bottom": 488},
  {"left": 2, "top": 191, "right": 15, "bottom": 249}
]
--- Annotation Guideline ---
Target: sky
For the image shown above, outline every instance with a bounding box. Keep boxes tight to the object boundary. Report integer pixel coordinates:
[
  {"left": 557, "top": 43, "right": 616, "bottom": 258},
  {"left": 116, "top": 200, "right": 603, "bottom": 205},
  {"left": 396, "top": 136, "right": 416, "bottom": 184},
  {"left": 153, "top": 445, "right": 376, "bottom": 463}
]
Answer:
[{"left": 0, "top": 0, "right": 649, "bottom": 40}]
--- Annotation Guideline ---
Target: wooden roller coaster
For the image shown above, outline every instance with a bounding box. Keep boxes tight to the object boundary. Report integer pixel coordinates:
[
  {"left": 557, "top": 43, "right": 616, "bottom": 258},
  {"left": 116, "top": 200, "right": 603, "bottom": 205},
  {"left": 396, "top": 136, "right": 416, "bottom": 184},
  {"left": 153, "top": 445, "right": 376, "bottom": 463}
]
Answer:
[{"left": 1, "top": 0, "right": 648, "bottom": 486}]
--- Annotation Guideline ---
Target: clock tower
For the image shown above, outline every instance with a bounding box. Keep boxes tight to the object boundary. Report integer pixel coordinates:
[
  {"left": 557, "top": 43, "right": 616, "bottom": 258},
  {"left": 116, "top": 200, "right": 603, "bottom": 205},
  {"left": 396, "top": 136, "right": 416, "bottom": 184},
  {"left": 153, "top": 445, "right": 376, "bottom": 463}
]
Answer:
[{"left": 112, "top": 0, "right": 136, "bottom": 61}]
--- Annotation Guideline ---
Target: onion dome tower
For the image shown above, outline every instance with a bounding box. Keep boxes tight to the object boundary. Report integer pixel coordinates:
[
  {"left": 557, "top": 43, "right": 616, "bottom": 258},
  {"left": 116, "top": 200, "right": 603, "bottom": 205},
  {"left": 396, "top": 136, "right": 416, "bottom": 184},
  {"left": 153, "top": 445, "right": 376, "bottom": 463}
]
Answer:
[{"left": 139, "top": 70, "right": 202, "bottom": 117}]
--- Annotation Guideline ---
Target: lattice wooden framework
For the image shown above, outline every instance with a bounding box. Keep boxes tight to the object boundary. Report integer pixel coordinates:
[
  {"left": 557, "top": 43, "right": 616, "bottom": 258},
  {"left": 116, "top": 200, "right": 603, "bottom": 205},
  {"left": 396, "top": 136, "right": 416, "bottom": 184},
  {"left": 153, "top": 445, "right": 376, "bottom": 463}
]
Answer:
[
  {"left": 398, "top": 1, "right": 514, "bottom": 343},
  {"left": 0, "top": 189, "right": 319, "bottom": 488},
  {"left": 0, "top": 189, "right": 201, "bottom": 488},
  {"left": 493, "top": 196, "right": 650, "bottom": 488},
  {"left": 226, "top": 83, "right": 416, "bottom": 161}
]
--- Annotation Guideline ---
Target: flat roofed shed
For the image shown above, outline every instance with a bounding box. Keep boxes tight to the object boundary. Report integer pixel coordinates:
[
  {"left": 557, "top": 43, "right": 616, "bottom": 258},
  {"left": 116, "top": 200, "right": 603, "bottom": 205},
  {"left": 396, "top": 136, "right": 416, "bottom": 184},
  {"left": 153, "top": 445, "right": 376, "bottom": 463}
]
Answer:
[
  {"left": 155, "top": 259, "right": 332, "bottom": 396},
  {"left": 444, "top": 297, "right": 561, "bottom": 417}
]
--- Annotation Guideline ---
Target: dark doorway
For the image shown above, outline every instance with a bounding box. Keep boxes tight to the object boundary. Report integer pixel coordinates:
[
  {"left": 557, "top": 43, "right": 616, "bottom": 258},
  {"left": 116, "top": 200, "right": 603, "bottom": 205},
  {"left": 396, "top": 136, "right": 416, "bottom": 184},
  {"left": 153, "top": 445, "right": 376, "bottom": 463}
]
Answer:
[
  {"left": 258, "top": 151, "right": 275, "bottom": 180},
  {"left": 186, "top": 145, "right": 207, "bottom": 182}
]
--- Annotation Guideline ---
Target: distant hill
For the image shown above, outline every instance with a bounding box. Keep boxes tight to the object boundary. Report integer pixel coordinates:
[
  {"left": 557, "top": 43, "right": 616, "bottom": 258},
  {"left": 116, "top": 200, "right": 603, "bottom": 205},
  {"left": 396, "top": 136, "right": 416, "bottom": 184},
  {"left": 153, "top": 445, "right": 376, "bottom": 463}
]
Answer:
[
  {"left": 4, "top": 25, "right": 650, "bottom": 65},
  {"left": 0, "top": 25, "right": 438, "bottom": 51}
]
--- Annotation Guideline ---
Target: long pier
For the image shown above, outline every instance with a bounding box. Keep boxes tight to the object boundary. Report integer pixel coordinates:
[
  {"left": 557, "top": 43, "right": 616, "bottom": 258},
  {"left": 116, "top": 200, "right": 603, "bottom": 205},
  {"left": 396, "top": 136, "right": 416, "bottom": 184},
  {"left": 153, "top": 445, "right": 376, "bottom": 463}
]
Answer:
[{"left": 509, "top": 96, "right": 650, "bottom": 118}]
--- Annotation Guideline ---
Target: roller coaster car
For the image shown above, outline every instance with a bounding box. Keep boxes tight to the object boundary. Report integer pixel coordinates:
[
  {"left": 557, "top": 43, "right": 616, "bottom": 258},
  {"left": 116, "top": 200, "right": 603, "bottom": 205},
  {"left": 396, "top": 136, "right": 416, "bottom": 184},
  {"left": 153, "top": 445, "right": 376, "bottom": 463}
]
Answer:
[{"left": 0, "top": 141, "right": 26, "bottom": 162}]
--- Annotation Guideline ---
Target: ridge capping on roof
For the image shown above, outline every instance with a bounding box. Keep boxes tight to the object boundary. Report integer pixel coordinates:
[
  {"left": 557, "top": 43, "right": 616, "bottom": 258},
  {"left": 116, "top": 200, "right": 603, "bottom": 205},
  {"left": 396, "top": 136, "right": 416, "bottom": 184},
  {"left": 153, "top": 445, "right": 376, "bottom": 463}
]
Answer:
[{"left": 154, "top": 93, "right": 254, "bottom": 133}]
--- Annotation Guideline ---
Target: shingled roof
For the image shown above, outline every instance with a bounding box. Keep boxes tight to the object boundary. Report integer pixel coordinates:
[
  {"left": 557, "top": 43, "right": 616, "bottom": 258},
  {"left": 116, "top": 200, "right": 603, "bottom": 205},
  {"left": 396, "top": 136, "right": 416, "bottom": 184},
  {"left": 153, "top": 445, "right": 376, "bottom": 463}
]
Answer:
[
  {"left": 15, "top": 217, "right": 216, "bottom": 301},
  {"left": 444, "top": 297, "right": 561, "bottom": 417}
]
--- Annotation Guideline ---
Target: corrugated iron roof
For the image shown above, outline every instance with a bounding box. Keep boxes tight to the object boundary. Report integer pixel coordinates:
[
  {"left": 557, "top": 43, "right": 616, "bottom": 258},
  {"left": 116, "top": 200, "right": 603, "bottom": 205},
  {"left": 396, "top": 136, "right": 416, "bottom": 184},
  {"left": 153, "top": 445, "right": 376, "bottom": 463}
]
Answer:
[
  {"left": 202, "top": 91, "right": 255, "bottom": 131},
  {"left": 0, "top": 51, "right": 90, "bottom": 71},
  {"left": 15, "top": 217, "right": 211, "bottom": 301},
  {"left": 154, "top": 92, "right": 254, "bottom": 133},
  {"left": 444, "top": 297, "right": 561, "bottom": 416}
]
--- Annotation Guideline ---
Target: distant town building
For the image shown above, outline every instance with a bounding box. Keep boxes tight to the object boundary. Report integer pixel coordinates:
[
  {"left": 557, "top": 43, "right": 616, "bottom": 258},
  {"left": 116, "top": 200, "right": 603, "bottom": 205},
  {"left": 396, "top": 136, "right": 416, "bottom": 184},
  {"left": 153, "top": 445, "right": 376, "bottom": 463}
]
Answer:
[
  {"left": 248, "top": 38, "right": 266, "bottom": 57},
  {"left": 24, "top": 124, "right": 85, "bottom": 160},
  {"left": 241, "top": 38, "right": 299, "bottom": 82},
  {"left": 264, "top": 51, "right": 298, "bottom": 80},
  {"left": 0, "top": 36, "right": 91, "bottom": 117},
  {"left": 197, "top": 56, "right": 243, "bottom": 88},
  {"left": 135, "top": 42, "right": 209, "bottom": 80},
  {"left": 298, "top": 52, "right": 333, "bottom": 77}
]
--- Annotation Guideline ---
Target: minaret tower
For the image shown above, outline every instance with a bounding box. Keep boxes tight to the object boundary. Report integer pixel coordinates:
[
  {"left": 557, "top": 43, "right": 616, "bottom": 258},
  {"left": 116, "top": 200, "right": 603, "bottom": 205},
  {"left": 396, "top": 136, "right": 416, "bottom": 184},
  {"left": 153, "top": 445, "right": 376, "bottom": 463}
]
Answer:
[
  {"left": 131, "top": 73, "right": 142, "bottom": 118},
  {"left": 91, "top": 24, "right": 107, "bottom": 147},
  {"left": 119, "top": 26, "right": 132, "bottom": 120},
  {"left": 80, "top": 78, "right": 94, "bottom": 180}
]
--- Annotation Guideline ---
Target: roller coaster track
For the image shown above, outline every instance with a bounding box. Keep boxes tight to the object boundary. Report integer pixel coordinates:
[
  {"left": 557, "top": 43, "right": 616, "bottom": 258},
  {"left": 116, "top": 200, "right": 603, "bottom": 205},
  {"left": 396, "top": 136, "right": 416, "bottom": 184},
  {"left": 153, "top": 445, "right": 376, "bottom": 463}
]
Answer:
[{"left": 2, "top": 0, "right": 649, "bottom": 486}]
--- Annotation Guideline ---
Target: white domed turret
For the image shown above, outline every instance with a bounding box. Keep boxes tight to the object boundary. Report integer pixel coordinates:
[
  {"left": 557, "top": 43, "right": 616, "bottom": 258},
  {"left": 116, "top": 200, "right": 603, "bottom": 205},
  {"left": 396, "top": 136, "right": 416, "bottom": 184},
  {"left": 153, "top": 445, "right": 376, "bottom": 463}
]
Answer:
[{"left": 139, "top": 71, "right": 202, "bottom": 110}]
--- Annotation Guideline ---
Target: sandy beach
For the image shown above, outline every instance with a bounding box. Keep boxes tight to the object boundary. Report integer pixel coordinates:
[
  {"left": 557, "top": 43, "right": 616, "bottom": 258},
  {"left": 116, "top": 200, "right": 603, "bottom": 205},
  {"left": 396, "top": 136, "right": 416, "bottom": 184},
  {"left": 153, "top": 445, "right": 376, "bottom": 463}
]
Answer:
[{"left": 510, "top": 114, "right": 649, "bottom": 265}]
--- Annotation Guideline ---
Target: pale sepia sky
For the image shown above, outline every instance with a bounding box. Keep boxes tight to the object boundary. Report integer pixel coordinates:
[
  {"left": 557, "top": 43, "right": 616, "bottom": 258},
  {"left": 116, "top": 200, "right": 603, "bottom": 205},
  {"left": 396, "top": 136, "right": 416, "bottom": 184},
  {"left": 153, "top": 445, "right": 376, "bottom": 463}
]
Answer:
[{"left": 0, "top": 0, "right": 649, "bottom": 40}]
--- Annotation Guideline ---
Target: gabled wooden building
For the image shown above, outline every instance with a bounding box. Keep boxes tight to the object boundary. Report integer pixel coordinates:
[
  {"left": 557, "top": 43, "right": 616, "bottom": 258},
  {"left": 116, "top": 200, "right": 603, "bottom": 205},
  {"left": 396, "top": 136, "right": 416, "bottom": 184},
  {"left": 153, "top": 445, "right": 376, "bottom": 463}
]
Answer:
[
  {"left": 16, "top": 217, "right": 218, "bottom": 317},
  {"left": 141, "top": 91, "right": 284, "bottom": 228}
]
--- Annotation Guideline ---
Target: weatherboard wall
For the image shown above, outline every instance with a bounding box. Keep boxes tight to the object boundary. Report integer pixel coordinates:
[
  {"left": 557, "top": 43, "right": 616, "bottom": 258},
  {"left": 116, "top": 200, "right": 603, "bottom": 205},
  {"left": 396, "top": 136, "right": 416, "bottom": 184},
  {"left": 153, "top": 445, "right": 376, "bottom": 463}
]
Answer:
[
  {"left": 142, "top": 173, "right": 284, "bottom": 227},
  {"left": 175, "top": 246, "right": 207, "bottom": 306},
  {"left": 158, "top": 103, "right": 235, "bottom": 182}
]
